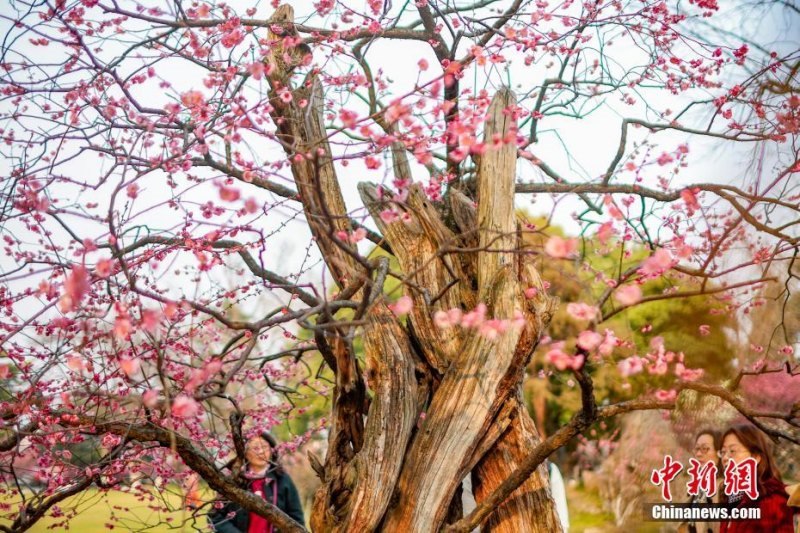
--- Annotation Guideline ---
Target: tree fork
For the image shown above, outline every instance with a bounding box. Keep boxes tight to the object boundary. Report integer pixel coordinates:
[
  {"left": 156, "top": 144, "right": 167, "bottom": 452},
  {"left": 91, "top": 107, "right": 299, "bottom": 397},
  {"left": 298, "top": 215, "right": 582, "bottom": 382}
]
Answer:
[
  {"left": 375, "top": 90, "right": 558, "bottom": 531},
  {"left": 264, "top": 7, "right": 559, "bottom": 530}
]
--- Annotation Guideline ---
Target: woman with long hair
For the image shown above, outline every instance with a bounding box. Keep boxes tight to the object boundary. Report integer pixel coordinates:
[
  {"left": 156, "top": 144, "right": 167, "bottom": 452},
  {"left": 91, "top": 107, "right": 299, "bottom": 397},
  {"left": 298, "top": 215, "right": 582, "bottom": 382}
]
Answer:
[
  {"left": 718, "top": 424, "right": 794, "bottom": 533},
  {"left": 209, "top": 432, "right": 304, "bottom": 533}
]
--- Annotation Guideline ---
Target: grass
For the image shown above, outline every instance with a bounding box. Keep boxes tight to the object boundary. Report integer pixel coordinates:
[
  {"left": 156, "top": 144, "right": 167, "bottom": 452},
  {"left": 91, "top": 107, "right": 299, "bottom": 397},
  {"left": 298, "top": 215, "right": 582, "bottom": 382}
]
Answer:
[
  {"left": 566, "top": 482, "right": 664, "bottom": 533},
  {"left": 1, "top": 486, "right": 210, "bottom": 532},
  {"left": 567, "top": 482, "right": 617, "bottom": 532}
]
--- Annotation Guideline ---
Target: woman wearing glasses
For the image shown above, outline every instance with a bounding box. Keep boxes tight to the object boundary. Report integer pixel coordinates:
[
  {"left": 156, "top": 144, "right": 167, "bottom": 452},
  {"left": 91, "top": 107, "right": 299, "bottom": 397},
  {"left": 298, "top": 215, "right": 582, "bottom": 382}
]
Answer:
[
  {"left": 680, "top": 428, "right": 723, "bottom": 533},
  {"left": 209, "top": 432, "right": 304, "bottom": 533},
  {"left": 718, "top": 424, "right": 794, "bottom": 533}
]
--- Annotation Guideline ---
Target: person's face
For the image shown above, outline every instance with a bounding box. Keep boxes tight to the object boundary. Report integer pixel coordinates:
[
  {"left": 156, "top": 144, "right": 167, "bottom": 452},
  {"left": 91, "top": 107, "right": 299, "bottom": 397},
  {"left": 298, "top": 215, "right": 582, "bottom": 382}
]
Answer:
[
  {"left": 720, "top": 434, "right": 758, "bottom": 465},
  {"left": 693, "top": 434, "right": 717, "bottom": 464},
  {"left": 245, "top": 437, "right": 272, "bottom": 468}
]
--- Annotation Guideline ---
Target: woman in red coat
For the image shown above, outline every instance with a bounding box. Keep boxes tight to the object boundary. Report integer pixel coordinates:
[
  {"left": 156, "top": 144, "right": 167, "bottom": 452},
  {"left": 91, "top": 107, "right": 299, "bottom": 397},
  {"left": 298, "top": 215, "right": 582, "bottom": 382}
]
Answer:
[{"left": 718, "top": 424, "right": 795, "bottom": 533}]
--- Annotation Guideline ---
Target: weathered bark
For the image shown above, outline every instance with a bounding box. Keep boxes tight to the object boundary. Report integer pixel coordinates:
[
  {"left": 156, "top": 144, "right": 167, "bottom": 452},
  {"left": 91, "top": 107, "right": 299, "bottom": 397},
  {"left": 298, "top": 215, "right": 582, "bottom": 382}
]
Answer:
[
  {"left": 464, "top": 93, "right": 561, "bottom": 533},
  {"left": 448, "top": 187, "right": 479, "bottom": 264},
  {"left": 311, "top": 299, "right": 420, "bottom": 532},
  {"left": 265, "top": 11, "right": 377, "bottom": 532},
  {"left": 267, "top": 6, "right": 360, "bottom": 291},
  {"left": 381, "top": 267, "right": 526, "bottom": 531},
  {"left": 463, "top": 241, "right": 561, "bottom": 532},
  {"left": 375, "top": 89, "right": 557, "bottom": 532},
  {"left": 360, "top": 150, "right": 474, "bottom": 373},
  {"left": 476, "top": 89, "right": 518, "bottom": 295},
  {"left": 456, "top": 225, "right": 561, "bottom": 532},
  {"left": 472, "top": 393, "right": 563, "bottom": 533}
]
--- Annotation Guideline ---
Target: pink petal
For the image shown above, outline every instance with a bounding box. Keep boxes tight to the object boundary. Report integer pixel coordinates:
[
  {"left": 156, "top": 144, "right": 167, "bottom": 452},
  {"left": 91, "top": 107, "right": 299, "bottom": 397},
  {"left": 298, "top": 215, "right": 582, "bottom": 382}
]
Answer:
[
  {"left": 640, "top": 249, "right": 674, "bottom": 276},
  {"left": 379, "top": 209, "right": 398, "bottom": 224},
  {"left": 59, "top": 266, "right": 90, "bottom": 313},
  {"left": 614, "top": 284, "right": 642, "bottom": 306},
  {"left": 566, "top": 302, "right": 599, "bottom": 321},
  {"left": 142, "top": 389, "right": 159, "bottom": 408},
  {"left": 389, "top": 295, "right": 413, "bottom": 316},
  {"left": 576, "top": 330, "right": 603, "bottom": 351},
  {"left": 171, "top": 395, "right": 200, "bottom": 418},
  {"left": 434, "top": 310, "right": 453, "bottom": 328},
  {"left": 119, "top": 358, "right": 140, "bottom": 377},
  {"left": 544, "top": 236, "right": 578, "bottom": 259}
]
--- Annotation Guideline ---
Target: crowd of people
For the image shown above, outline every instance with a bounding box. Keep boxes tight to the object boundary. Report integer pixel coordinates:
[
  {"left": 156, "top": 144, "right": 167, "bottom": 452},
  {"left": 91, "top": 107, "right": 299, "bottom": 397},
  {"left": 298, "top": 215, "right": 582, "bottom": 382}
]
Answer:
[{"left": 683, "top": 423, "right": 797, "bottom": 533}]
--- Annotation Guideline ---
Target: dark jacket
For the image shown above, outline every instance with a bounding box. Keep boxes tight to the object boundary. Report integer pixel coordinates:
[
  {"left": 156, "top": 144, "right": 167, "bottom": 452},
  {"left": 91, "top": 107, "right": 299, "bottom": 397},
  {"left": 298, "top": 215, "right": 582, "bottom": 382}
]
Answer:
[
  {"left": 719, "top": 477, "right": 795, "bottom": 533},
  {"left": 683, "top": 483, "right": 722, "bottom": 533},
  {"left": 209, "top": 468, "right": 304, "bottom": 533}
]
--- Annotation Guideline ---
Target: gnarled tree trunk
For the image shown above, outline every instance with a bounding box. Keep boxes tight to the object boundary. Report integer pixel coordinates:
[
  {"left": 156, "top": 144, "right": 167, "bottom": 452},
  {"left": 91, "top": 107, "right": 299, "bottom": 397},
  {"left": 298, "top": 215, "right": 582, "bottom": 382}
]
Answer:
[{"left": 266, "top": 7, "right": 562, "bottom": 531}]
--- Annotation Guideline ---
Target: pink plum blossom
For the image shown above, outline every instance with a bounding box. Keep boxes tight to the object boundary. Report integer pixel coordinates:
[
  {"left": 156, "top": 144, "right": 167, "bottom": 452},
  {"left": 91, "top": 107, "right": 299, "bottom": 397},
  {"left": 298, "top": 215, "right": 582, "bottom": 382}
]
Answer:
[
  {"left": 617, "top": 356, "right": 645, "bottom": 377},
  {"left": 350, "top": 228, "right": 367, "bottom": 243},
  {"left": 119, "top": 358, "right": 140, "bottom": 377},
  {"left": 544, "top": 236, "right": 578, "bottom": 259},
  {"left": 546, "top": 343, "right": 585, "bottom": 371},
  {"left": 180, "top": 90, "right": 205, "bottom": 108},
  {"left": 674, "top": 363, "right": 704, "bottom": 381},
  {"left": 58, "top": 266, "right": 90, "bottom": 313},
  {"left": 379, "top": 209, "right": 399, "bottom": 224},
  {"left": 171, "top": 396, "right": 200, "bottom": 418},
  {"left": 654, "top": 389, "right": 677, "bottom": 402},
  {"left": 597, "top": 329, "right": 617, "bottom": 357},
  {"left": 596, "top": 221, "right": 615, "bottom": 244},
  {"left": 681, "top": 188, "right": 701, "bottom": 215},
  {"left": 639, "top": 249, "right": 674, "bottom": 276},
  {"left": 389, "top": 295, "right": 413, "bottom": 316},
  {"left": 114, "top": 315, "right": 132, "bottom": 340},
  {"left": 461, "top": 303, "right": 488, "bottom": 328},
  {"left": 219, "top": 185, "right": 241, "bottom": 202},
  {"left": 478, "top": 319, "right": 508, "bottom": 340},
  {"left": 142, "top": 389, "right": 160, "bottom": 409},
  {"left": 614, "top": 284, "right": 642, "bottom": 306},
  {"left": 433, "top": 308, "right": 462, "bottom": 328},
  {"left": 566, "top": 302, "right": 600, "bottom": 322},
  {"left": 577, "top": 330, "right": 603, "bottom": 351},
  {"left": 95, "top": 258, "right": 114, "bottom": 278},
  {"left": 66, "top": 355, "right": 88, "bottom": 372}
]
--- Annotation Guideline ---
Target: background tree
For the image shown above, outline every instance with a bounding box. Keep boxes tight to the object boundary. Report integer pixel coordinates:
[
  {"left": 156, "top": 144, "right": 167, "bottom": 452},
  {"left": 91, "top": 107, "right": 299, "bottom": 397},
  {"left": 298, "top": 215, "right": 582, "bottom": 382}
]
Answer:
[
  {"left": 0, "top": 0, "right": 799, "bottom": 532},
  {"left": 520, "top": 215, "right": 740, "bottom": 439}
]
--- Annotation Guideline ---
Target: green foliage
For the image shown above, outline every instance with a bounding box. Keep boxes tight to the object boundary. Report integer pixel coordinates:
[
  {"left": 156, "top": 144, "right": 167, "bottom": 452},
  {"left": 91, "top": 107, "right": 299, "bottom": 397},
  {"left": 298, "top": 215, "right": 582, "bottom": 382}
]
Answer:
[
  {"left": 518, "top": 212, "right": 738, "bottom": 441},
  {"left": 623, "top": 281, "right": 734, "bottom": 379}
]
